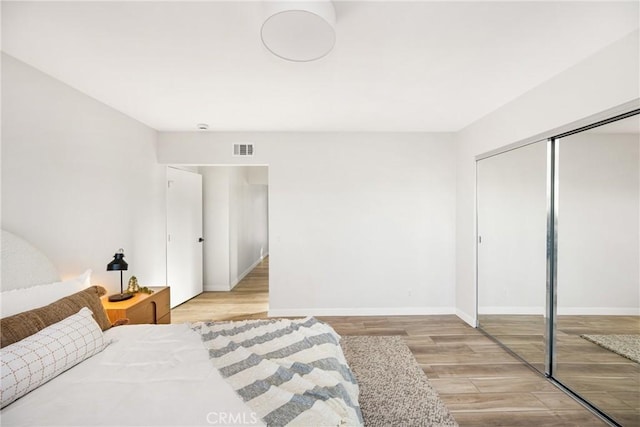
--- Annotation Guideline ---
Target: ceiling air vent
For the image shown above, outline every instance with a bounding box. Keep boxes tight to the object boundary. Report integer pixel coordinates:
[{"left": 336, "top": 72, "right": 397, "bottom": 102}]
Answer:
[{"left": 233, "top": 143, "right": 254, "bottom": 157}]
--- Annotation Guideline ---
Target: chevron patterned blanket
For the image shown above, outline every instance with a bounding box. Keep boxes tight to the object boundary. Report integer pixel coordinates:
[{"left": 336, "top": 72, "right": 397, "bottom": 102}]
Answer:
[{"left": 192, "top": 317, "right": 363, "bottom": 427}]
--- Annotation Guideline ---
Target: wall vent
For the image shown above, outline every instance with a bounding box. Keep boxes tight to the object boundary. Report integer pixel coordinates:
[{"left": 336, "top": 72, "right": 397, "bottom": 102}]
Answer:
[{"left": 233, "top": 143, "right": 254, "bottom": 157}]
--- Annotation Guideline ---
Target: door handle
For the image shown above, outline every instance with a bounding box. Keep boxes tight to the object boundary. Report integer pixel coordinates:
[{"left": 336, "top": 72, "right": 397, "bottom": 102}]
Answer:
[{"left": 198, "top": 237, "right": 204, "bottom": 242}]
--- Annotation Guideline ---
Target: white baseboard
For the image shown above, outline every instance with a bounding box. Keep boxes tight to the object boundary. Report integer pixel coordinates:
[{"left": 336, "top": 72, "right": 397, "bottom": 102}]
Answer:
[
  {"left": 456, "top": 309, "right": 476, "bottom": 327},
  {"left": 268, "top": 306, "right": 456, "bottom": 317}
]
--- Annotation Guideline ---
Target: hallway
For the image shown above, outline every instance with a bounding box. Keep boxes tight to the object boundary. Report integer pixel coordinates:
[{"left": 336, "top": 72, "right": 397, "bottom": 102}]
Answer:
[{"left": 171, "top": 256, "right": 269, "bottom": 323}]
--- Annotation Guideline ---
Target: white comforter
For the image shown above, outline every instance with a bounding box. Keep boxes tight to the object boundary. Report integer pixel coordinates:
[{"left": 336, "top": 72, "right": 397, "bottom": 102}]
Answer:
[{"left": 1, "top": 324, "right": 264, "bottom": 427}]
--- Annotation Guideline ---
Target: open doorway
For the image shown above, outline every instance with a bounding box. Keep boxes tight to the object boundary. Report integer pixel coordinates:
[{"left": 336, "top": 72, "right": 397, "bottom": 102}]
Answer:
[
  {"left": 201, "top": 165, "right": 269, "bottom": 292},
  {"left": 170, "top": 165, "right": 269, "bottom": 322}
]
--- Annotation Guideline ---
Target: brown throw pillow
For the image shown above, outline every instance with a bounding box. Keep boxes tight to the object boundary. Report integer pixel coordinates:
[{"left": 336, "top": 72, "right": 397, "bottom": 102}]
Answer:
[{"left": 0, "top": 286, "right": 111, "bottom": 348}]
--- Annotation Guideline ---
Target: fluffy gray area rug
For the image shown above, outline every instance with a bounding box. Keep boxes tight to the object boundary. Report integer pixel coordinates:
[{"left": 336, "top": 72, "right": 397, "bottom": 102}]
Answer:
[
  {"left": 580, "top": 334, "right": 640, "bottom": 363},
  {"left": 340, "top": 336, "right": 458, "bottom": 427}
]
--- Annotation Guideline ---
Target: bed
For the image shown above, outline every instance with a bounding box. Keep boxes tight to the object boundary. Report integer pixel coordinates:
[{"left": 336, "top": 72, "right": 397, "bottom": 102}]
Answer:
[{"left": 0, "top": 230, "right": 362, "bottom": 426}]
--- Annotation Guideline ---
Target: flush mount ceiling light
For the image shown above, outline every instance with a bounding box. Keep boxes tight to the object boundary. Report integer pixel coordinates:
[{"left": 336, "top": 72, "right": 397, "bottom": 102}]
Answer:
[{"left": 261, "top": 0, "right": 336, "bottom": 62}]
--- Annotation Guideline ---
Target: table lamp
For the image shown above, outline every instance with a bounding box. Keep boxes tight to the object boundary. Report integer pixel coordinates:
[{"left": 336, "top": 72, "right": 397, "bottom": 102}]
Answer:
[{"left": 107, "top": 248, "right": 133, "bottom": 302}]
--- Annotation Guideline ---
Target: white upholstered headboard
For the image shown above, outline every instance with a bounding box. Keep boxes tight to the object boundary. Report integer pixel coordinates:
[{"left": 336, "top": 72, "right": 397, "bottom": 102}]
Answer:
[{"left": 1, "top": 230, "right": 60, "bottom": 291}]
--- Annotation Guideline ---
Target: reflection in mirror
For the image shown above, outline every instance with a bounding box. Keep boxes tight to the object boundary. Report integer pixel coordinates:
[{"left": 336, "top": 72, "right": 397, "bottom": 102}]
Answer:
[
  {"left": 555, "top": 113, "right": 640, "bottom": 426},
  {"left": 477, "top": 141, "right": 547, "bottom": 372}
]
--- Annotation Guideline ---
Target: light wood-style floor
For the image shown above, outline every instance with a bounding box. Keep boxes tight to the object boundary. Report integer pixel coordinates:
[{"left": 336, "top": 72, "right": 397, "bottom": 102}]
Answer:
[
  {"left": 172, "top": 258, "right": 608, "bottom": 426},
  {"left": 481, "top": 314, "right": 639, "bottom": 426}
]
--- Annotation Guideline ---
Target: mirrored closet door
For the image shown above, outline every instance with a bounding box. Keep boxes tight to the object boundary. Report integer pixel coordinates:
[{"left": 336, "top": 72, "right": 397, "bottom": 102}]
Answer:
[
  {"left": 554, "top": 113, "right": 639, "bottom": 426},
  {"left": 477, "top": 141, "right": 548, "bottom": 373},
  {"left": 477, "top": 109, "right": 639, "bottom": 426}
]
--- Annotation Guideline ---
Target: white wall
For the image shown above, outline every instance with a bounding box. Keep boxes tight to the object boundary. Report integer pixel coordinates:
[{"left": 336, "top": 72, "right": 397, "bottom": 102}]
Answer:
[
  {"left": 455, "top": 31, "right": 640, "bottom": 325},
  {"left": 158, "top": 133, "right": 456, "bottom": 316},
  {"left": 1, "top": 54, "right": 166, "bottom": 293},
  {"left": 201, "top": 166, "right": 268, "bottom": 291},
  {"left": 201, "top": 167, "right": 231, "bottom": 290},
  {"left": 247, "top": 167, "right": 268, "bottom": 185},
  {"left": 557, "top": 133, "right": 639, "bottom": 314}
]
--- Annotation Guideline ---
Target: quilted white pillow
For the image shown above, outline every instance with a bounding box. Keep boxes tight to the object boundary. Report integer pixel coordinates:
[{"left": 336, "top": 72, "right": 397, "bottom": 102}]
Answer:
[
  {"left": 0, "top": 270, "right": 91, "bottom": 318},
  {"left": 0, "top": 307, "right": 107, "bottom": 408}
]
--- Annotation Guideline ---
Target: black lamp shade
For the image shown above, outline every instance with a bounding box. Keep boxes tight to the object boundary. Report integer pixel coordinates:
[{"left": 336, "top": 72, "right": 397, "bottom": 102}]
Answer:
[{"left": 107, "top": 252, "right": 128, "bottom": 271}]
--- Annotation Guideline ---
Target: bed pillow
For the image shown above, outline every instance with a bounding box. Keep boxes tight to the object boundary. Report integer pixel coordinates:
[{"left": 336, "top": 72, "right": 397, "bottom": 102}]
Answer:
[
  {"left": 0, "top": 286, "right": 111, "bottom": 348},
  {"left": 0, "top": 307, "right": 108, "bottom": 408},
  {"left": 0, "top": 270, "right": 92, "bottom": 318}
]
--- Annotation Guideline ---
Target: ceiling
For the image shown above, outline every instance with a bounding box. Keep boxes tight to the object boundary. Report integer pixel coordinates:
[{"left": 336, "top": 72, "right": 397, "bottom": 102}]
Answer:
[{"left": 2, "top": 1, "right": 638, "bottom": 132}]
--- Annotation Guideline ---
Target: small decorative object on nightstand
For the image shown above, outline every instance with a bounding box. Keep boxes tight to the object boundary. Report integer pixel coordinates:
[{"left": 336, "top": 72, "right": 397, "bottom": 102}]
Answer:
[
  {"left": 106, "top": 249, "right": 133, "bottom": 302},
  {"left": 101, "top": 286, "right": 171, "bottom": 325},
  {"left": 126, "top": 276, "right": 140, "bottom": 293}
]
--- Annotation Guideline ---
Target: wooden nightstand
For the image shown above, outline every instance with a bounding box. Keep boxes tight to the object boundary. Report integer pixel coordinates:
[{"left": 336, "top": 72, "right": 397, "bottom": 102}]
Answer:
[{"left": 101, "top": 286, "right": 171, "bottom": 325}]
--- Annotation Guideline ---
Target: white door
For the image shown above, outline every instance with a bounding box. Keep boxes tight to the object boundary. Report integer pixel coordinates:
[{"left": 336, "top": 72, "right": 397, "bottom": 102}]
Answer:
[{"left": 167, "top": 167, "right": 203, "bottom": 307}]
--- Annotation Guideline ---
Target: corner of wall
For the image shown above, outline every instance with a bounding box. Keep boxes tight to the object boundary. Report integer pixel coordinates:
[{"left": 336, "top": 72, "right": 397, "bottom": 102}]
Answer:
[{"left": 456, "top": 309, "right": 476, "bottom": 327}]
